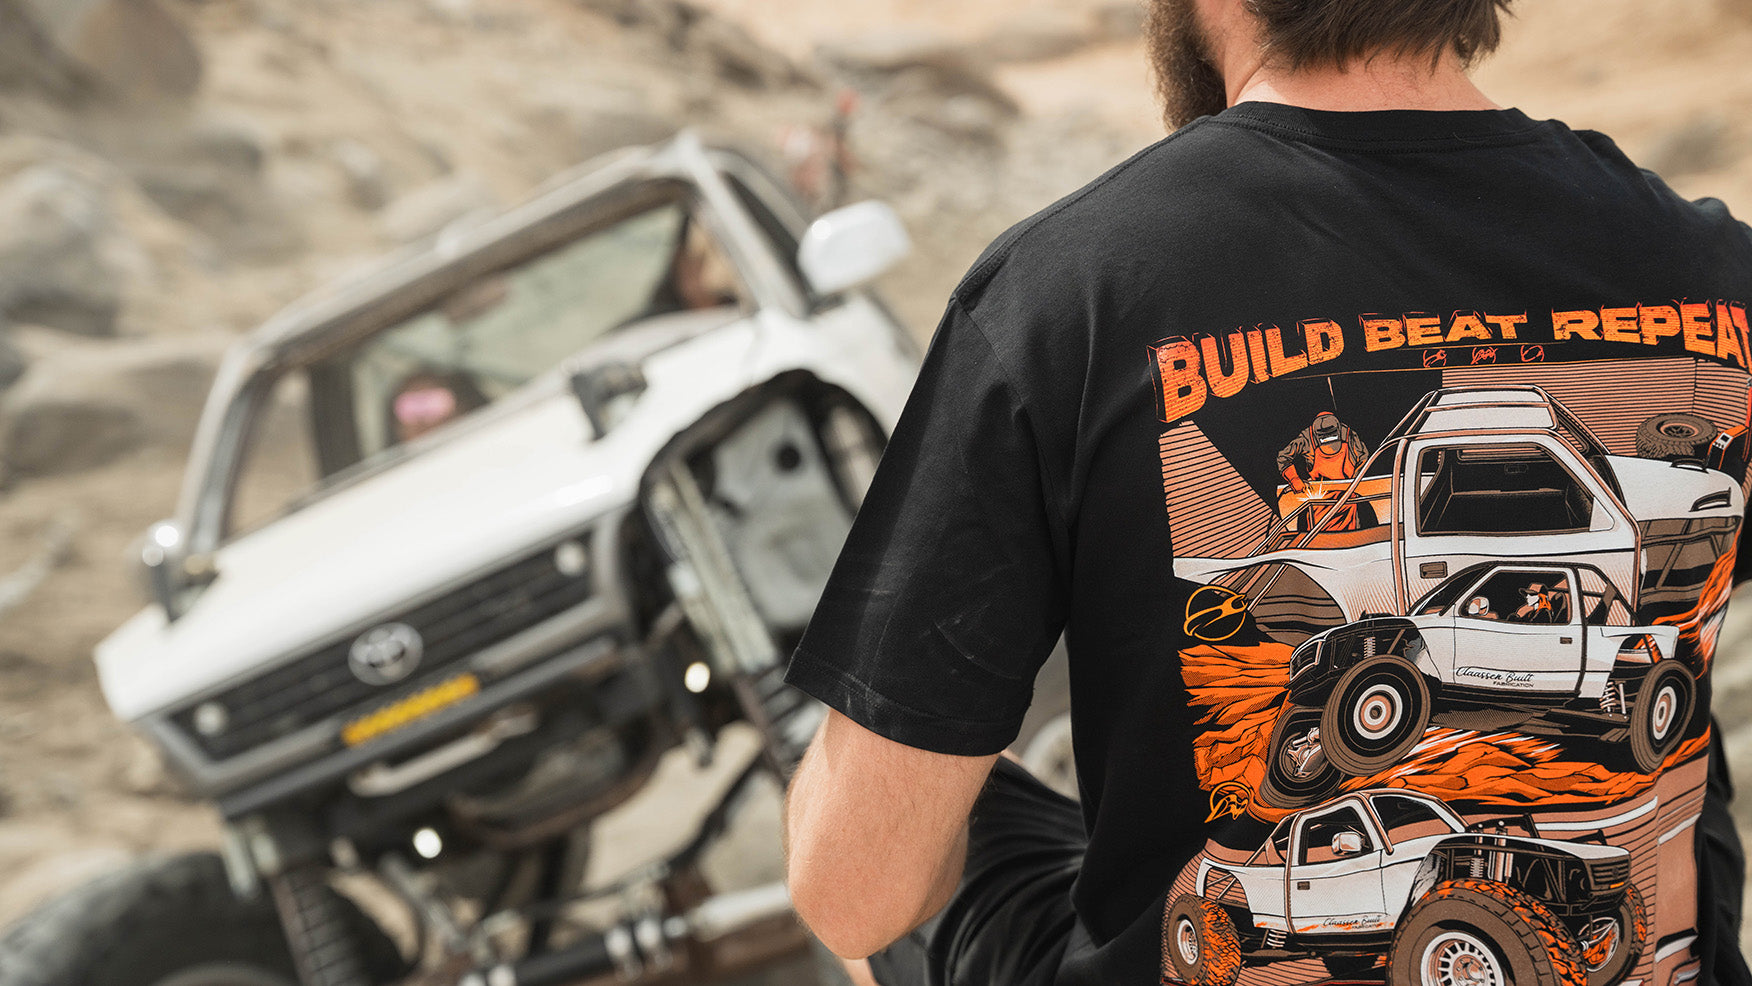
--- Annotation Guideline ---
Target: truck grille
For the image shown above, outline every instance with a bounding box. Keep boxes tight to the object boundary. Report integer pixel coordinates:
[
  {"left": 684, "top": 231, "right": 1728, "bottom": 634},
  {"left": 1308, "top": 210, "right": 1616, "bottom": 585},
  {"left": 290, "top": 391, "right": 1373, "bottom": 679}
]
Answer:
[
  {"left": 171, "top": 535, "right": 594, "bottom": 761},
  {"left": 1588, "top": 857, "right": 1631, "bottom": 890}
]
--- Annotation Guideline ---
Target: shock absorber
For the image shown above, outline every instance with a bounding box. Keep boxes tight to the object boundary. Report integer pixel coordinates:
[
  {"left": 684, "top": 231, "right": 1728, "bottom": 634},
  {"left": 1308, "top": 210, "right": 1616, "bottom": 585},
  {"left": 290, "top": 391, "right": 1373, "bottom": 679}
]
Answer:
[{"left": 268, "top": 864, "right": 373, "bottom": 986}]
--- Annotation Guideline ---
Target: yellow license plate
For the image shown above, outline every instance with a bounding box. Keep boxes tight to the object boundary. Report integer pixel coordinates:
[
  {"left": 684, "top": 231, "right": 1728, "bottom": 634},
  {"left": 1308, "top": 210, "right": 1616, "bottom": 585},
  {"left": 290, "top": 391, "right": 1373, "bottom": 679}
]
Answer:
[{"left": 342, "top": 673, "right": 480, "bottom": 747}]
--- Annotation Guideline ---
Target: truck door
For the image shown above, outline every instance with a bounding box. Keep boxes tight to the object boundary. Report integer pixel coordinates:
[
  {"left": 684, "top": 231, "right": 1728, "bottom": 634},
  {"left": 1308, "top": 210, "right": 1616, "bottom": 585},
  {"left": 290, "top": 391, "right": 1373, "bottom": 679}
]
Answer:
[
  {"left": 1399, "top": 440, "right": 1633, "bottom": 611},
  {"left": 1448, "top": 566, "right": 1585, "bottom": 694},
  {"left": 1286, "top": 803, "right": 1391, "bottom": 935}
]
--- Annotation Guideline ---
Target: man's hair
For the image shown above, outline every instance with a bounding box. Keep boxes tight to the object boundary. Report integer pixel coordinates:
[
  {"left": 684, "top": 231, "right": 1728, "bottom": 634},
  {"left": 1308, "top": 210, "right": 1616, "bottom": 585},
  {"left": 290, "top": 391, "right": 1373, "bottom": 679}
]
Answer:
[{"left": 1247, "top": 0, "right": 1516, "bottom": 68}]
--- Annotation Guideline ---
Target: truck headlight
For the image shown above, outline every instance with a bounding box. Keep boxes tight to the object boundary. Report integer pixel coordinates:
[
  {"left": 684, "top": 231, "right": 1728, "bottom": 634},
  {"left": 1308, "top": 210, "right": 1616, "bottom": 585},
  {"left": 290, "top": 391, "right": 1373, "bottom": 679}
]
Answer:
[{"left": 1290, "top": 640, "right": 1323, "bottom": 678}]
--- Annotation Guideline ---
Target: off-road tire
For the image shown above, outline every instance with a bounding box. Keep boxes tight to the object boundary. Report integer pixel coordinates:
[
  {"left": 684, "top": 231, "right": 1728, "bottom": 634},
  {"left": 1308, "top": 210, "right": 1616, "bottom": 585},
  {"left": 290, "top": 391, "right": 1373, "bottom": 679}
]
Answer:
[
  {"left": 1636, "top": 413, "right": 1717, "bottom": 461},
  {"left": 1388, "top": 878, "right": 1587, "bottom": 986},
  {"left": 1260, "top": 703, "right": 1343, "bottom": 809},
  {"left": 1321, "top": 657, "right": 1431, "bottom": 776},
  {"left": 1580, "top": 884, "right": 1646, "bottom": 986},
  {"left": 0, "top": 852, "right": 405, "bottom": 986},
  {"left": 1161, "top": 894, "right": 1241, "bottom": 986},
  {"left": 1627, "top": 660, "right": 1695, "bottom": 773}
]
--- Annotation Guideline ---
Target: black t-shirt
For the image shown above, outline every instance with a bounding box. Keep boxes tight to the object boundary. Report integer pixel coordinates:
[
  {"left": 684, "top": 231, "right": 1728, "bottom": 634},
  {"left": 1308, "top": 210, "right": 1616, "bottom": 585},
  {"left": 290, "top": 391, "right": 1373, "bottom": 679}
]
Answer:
[{"left": 786, "top": 102, "right": 1752, "bottom": 985}]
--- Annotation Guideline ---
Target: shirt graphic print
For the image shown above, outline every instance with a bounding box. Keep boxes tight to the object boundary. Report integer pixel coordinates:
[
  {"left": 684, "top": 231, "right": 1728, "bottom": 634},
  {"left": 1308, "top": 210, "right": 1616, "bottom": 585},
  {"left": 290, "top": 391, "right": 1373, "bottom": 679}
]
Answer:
[{"left": 1152, "top": 303, "right": 1751, "bottom": 986}]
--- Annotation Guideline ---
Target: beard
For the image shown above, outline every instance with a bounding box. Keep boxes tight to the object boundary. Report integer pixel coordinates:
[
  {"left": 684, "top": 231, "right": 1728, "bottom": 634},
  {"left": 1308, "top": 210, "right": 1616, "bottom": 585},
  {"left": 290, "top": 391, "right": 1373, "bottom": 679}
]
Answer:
[{"left": 1144, "top": 0, "right": 1230, "bottom": 130}]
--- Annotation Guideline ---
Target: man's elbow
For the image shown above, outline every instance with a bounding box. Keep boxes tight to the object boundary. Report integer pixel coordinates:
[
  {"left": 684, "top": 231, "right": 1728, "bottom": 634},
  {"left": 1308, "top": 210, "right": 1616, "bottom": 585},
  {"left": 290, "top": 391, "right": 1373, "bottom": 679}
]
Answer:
[{"left": 787, "top": 859, "right": 914, "bottom": 959}]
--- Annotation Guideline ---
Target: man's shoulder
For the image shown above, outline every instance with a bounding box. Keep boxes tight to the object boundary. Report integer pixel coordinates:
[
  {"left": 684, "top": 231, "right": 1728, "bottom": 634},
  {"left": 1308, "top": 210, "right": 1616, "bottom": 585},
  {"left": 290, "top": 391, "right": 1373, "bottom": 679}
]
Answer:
[{"left": 953, "top": 118, "right": 1255, "bottom": 310}]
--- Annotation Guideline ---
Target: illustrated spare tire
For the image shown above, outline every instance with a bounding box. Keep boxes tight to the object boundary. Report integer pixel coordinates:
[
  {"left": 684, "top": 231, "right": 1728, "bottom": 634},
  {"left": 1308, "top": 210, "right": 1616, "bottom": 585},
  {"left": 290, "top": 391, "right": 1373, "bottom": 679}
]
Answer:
[
  {"left": 0, "top": 852, "right": 405, "bottom": 986},
  {"left": 1636, "top": 413, "right": 1717, "bottom": 461}
]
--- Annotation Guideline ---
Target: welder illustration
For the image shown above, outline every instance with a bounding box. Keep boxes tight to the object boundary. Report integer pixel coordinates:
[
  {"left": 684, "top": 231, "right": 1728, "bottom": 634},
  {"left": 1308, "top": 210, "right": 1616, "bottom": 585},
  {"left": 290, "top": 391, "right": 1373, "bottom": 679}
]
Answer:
[{"left": 1275, "top": 411, "right": 1368, "bottom": 530}]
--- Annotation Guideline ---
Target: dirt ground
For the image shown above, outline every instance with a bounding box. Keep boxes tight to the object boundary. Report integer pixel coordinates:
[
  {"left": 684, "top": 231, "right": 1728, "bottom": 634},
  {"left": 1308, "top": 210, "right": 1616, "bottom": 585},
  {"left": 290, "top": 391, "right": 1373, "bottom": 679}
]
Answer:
[{"left": 0, "top": 0, "right": 1751, "bottom": 960}]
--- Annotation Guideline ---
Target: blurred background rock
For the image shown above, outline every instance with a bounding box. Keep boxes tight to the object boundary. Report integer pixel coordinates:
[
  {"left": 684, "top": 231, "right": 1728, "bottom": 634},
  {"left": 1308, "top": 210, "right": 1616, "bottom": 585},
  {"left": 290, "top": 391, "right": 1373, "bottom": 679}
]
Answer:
[{"left": 0, "top": 0, "right": 1746, "bottom": 941}]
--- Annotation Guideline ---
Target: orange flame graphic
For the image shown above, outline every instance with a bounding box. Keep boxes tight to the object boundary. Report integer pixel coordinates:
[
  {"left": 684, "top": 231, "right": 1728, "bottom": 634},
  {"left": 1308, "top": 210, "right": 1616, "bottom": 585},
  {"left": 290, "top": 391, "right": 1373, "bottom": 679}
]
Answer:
[{"left": 1182, "top": 642, "right": 1709, "bottom": 824}]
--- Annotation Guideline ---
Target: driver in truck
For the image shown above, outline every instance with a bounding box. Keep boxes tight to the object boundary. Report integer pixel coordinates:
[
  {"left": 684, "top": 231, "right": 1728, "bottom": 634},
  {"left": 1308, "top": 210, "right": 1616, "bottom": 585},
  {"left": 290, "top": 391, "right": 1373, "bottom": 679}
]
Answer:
[{"left": 782, "top": 1, "right": 1752, "bottom": 986}]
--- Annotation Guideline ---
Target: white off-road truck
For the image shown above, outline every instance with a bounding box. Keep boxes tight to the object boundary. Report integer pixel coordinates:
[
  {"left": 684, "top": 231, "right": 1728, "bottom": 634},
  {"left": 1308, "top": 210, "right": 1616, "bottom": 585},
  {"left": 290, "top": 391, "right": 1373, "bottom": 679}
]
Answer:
[
  {"left": 1178, "top": 387, "right": 1745, "bottom": 642},
  {"left": 1166, "top": 790, "right": 1642, "bottom": 986},
  {"left": 1261, "top": 561, "right": 1692, "bottom": 808},
  {"left": 0, "top": 132, "right": 926, "bottom": 986}
]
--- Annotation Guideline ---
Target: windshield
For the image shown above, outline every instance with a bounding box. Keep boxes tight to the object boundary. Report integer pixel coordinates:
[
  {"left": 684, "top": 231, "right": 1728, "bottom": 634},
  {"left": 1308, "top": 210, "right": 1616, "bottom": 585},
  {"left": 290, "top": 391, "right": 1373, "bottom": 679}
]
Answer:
[{"left": 218, "top": 193, "right": 748, "bottom": 541}]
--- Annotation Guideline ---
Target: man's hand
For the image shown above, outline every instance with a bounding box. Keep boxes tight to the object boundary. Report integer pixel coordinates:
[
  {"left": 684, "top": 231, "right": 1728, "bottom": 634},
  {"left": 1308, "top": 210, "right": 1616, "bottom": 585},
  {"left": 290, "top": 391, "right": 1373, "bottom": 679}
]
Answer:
[{"left": 783, "top": 709, "right": 998, "bottom": 959}]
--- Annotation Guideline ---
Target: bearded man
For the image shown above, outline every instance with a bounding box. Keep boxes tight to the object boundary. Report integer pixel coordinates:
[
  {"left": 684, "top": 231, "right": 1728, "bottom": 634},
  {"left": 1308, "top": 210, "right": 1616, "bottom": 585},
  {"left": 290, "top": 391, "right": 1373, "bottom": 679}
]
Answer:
[{"left": 782, "top": 2, "right": 1752, "bottom": 985}]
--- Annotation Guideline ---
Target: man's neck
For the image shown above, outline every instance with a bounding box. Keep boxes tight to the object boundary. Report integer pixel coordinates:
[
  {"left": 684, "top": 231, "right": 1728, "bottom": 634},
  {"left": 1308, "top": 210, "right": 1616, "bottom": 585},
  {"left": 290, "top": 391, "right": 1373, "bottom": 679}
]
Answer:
[
  {"left": 1202, "top": 4, "right": 1499, "bottom": 114},
  {"left": 1229, "top": 53, "right": 1501, "bottom": 113}
]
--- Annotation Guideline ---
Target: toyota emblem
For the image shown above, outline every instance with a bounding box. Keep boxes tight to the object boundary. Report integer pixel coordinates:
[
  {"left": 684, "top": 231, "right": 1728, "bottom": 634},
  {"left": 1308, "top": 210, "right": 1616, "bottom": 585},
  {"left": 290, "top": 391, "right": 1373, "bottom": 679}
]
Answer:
[{"left": 348, "top": 623, "right": 424, "bottom": 686}]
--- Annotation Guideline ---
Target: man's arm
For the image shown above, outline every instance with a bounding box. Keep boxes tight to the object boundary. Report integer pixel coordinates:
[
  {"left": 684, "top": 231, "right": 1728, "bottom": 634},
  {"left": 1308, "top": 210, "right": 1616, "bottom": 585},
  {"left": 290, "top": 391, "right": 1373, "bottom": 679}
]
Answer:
[{"left": 784, "top": 709, "right": 998, "bottom": 959}]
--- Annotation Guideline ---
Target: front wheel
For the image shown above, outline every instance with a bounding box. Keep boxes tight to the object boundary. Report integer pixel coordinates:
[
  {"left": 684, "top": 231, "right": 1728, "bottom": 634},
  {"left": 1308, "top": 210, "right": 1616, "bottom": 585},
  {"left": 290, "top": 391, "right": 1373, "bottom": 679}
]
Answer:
[
  {"left": 1321, "top": 657, "right": 1431, "bottom": 776},
  {"left": 1160, "top": 894, "right": 1241, "bottom": 986},
  {"left": 1627, "top": 660, "right": 1695, "bottom": 773},
  {"left": 1260, "top": 703, "right": 1343, "bottom": 809},
  {"left": 1388, "top": 878, "right": 1586, "bottom": 986},
  {"left": 0, "top": 853, "right": 404, "bottom": 986},
  {"left": 1579, "top": 884, "right": 1646, "bottom": 986}
]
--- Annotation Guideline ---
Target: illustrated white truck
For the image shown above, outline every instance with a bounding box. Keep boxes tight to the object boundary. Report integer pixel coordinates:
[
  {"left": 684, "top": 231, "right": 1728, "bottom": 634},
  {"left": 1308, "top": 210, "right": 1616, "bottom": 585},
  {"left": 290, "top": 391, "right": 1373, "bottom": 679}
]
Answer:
[
  {"left": 1177, "top": 388, "right": 1744, "bottom": 641},
  {"left": 1165, "top": 790, "right": 1642, "bottom": 986},
  {"left": 1260, "top": 561, "right": 1690, "bottom": 812}
]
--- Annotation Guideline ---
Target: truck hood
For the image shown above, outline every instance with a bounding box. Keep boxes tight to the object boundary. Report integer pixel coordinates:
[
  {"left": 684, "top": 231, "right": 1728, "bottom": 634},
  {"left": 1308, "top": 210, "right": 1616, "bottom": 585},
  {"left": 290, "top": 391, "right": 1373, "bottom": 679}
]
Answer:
[
  {"left": 96, "top": 315, "right": 764, "bottom": 722},
  {"left": 1602, "top": 454, "right": 1743, "bottom": 520}
]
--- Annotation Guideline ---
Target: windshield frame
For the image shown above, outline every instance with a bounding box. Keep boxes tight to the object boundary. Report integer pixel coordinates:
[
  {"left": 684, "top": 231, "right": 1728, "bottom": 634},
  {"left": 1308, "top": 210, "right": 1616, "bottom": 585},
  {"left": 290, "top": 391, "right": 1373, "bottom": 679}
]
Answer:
[{"left": 180, "top": 144, "right": 798, "bottom": 555}]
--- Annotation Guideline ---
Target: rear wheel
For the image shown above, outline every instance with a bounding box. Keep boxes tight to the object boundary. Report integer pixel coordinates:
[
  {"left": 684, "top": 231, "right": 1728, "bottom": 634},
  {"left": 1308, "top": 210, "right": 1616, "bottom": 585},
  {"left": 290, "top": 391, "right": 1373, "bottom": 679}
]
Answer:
[
  {"left": 0, "top": 853, "right": 404, "bottom": 986},
  {"left": 1321, "top": 657, "right": 1430, "bottom": 776},
  {"left": 1260, "top": 703, "right": 1343, "bottom": 808},
  {"left": 1627, "top": 660, "right": 1695, "bottom": 773},
  {"left": 1388, "top": 878, "right": 1586, "bottom": 986},
  {"left": 1161, "top": 894, "right": 1241, "bottom": 986},
  {"left": 1579, "top": 884, "right": 1646, "bottom": 986}
]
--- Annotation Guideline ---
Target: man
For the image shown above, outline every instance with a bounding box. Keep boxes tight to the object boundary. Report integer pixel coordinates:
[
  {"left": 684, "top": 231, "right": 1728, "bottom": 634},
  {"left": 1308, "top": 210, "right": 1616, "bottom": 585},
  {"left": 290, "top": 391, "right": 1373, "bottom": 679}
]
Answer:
[
  {"left": 1276, "top": 411, "right": 1367, "bottom": 529},
  {"left": 783, "top": 2, "right": 1752, "bottom": 985}
]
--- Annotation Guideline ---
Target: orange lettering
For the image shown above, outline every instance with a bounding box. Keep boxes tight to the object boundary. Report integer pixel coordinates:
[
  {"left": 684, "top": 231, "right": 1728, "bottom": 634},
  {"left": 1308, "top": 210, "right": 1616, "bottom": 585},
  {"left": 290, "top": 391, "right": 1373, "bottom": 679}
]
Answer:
[
  {"left": 1362, "top": 316, "right": 1405, "bottom": 352},
  {"left": 1155, "top": 339, "right": 1207, "bottom": 421},
  {"left": 1446, "top": 312, "right": 1491, "bottom": 342},
  {"left": 1199, "top": 331, "right": 1248, "bottom": 399},
  {"left": 1727, "top": 304, "right": 1750, "bottom": 369},
  {"left": 1485, "top": 313, "right": 1527, "bottom": 339},
  {"left": 1245, "top": 329, "right": 1271, "bottom": 383},
  {"left": 1639, "top": 305, "right": 1680, "bottom": 345},
  {"left": 1601, "top": 307, "right": 1640, "bottom": 344},
  {"left": 1552, "top": 310, "right": 1600, "bottom": 341},
  {"left": 1303, "top": 320, "right": 1345, "bottom": 365},
  {"left": 1682, "top": 303, "right": 1716, "bottom": 356},
  {"left": 1264, "top": 325, "right": 1308, "bottom": 376},
  {"left": 1405, "top": 314, "right": 1443, "bottom": 347}
]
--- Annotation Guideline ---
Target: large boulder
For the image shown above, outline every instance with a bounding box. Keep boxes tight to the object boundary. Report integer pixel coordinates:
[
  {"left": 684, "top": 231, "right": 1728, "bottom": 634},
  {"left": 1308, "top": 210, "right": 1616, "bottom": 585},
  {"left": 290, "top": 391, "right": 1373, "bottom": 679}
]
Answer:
[
  {"left": 0, "top": 162, "right": 132, "bottom": 337},
  {"left": 19, "top": 0, "right": 201, "bottom": 101},
  {"left": 0, "top": 331, "right": 226, "bottom": 477},
  {"left": 817, "top": 29, "right": 1017, "bottom": 113}
]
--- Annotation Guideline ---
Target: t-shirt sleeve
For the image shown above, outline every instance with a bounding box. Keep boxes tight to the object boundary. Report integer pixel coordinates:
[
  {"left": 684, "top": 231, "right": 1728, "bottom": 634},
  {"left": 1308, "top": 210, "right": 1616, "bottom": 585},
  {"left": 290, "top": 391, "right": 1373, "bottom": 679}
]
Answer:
[{"left": 783, "top": 298, "right": 1069, "bottom": 756}]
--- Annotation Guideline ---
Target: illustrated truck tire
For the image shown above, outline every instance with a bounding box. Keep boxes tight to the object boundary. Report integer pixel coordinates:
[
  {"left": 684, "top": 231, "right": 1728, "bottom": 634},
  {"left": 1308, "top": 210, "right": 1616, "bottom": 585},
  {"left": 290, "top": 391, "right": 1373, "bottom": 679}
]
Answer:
[
  {"left": 1161, "top": 894, "right": 1241, "bottom": 986},
  {"left": 1636, "top": 413, "right": 1717, "bottom": 461},
  {"left": 0, "top": 852, "right": 405, "bottom": 986},
  {"left": 1579, "top": 883, "right": 1646, "bottom": 986},
  {"left": 1388, "top": 878, "right": 1587, "bottom": 986},
  {"left": 1627, "top": 660, "right": 1695, "bottom": 774},
  {"left": 1261, "top": 703, "right": 1343, "bottom": 808},
  {"left": 1320, "top": 656, "right": 1431, "bottom": 776}
]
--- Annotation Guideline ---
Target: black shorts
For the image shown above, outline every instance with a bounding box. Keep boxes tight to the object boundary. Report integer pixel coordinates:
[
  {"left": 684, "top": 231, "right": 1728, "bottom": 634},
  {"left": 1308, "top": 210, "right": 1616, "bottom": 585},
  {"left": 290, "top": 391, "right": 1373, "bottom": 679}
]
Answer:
[{"left": 867, "top": 731, "right": 1752, "bottom": 986}]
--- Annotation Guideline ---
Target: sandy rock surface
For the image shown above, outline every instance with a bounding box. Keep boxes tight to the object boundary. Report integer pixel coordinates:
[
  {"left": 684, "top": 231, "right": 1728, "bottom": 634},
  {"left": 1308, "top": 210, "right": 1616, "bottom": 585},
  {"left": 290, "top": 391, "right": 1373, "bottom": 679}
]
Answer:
[{"left": 0, "top": 0, "right": 1747, "bottom": 958}]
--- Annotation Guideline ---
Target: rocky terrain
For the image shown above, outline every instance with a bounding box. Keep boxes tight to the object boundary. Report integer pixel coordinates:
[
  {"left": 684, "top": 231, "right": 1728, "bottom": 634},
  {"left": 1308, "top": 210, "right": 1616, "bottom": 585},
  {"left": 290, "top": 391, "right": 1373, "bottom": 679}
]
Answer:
[{"left": 0, "top": 0, "right": 1748, "bottom": 950}]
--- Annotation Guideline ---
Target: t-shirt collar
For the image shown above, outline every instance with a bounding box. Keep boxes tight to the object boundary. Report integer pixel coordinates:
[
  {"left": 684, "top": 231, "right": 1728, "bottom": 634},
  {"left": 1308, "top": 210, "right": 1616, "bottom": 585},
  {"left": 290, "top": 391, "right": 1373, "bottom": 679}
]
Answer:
[{"left": 1213, "top": 100, "right": 1542, "bottom": 146}]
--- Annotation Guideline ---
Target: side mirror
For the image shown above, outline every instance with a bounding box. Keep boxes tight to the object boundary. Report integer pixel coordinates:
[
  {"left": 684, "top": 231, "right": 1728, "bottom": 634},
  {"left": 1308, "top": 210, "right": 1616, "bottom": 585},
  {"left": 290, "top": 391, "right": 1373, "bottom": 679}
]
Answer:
[
  {"left": 797, "top": 200, "right": 911, "bottom": 297},
  {"left": 138, "top": 520, "right": 185, "bottom": 620},
  {"left": 1332, "top": 831, "right": 1365, "bottom": 857}
]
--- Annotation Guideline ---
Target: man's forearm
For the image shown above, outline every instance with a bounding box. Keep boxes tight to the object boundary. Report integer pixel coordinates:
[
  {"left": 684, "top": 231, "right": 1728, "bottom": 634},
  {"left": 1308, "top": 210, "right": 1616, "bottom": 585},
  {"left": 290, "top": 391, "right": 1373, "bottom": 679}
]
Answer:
[{"left": 783, "top": 710, "right": 994, "bottom": 959}]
